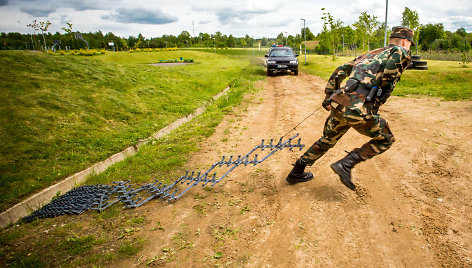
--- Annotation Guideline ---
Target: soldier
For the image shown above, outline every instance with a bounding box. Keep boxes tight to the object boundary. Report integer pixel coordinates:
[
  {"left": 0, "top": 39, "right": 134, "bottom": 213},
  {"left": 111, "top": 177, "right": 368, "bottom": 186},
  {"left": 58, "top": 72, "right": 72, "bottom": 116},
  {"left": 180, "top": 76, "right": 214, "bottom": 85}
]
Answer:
[{"left": 286, "top": 26, "right": 414, "bottom": 190}]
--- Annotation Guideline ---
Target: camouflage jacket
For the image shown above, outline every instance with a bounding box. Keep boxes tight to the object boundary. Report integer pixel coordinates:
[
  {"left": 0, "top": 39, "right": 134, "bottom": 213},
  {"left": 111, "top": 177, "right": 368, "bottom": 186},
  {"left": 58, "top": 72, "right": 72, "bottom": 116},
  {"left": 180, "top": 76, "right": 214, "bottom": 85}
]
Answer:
[{"left": 325, "top": 44, "right": 411, "bottom": 115}]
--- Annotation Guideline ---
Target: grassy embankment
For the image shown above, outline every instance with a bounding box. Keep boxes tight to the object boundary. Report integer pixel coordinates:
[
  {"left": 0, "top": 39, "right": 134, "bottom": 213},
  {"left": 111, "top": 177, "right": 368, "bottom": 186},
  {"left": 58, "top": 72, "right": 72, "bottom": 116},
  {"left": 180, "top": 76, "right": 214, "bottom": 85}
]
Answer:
[
  {"left": 299, "top": 54, "right": 472, "bottom": 100},
  {"left": 0, "top": 49, "right": 266, "bottom": 267},
  {"left": 0, "top": 50, "right": 265, "bottom": 212}
]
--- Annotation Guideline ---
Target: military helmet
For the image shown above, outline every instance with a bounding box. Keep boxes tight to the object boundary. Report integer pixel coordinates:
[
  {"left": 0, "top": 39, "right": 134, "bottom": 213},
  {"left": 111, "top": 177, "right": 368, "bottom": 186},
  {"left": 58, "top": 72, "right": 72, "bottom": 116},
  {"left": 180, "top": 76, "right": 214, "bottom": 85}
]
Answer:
[{"left": 390, "top": 26, "right": 415, "bottom": 46}]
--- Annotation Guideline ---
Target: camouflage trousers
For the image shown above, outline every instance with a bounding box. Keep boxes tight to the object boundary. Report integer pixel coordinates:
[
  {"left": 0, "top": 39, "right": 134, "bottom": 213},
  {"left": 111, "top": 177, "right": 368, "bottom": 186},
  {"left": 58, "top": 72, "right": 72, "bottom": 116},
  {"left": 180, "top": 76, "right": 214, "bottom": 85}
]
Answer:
[{"left": 300, "top": 105, "right": 395, "bottom": 165}]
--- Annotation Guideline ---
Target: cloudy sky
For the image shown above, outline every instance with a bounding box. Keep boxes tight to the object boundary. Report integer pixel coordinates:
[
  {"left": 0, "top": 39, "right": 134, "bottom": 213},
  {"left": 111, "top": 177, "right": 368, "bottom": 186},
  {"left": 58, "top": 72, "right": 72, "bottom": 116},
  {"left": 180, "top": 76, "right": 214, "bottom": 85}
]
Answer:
[{"left": 0, "top": 0, "right": 471, "bottom": 38}]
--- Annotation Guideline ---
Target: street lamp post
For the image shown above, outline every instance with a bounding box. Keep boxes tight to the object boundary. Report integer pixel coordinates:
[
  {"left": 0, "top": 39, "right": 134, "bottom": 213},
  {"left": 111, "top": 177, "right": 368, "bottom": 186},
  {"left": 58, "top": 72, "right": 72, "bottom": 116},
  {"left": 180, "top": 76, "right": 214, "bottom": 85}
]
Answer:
[
  {"left": 301, "top": 18, "right": 306, "bottom": 64},
  {"left": 384, "top": 0, "right": 388, "bottom": 47}
]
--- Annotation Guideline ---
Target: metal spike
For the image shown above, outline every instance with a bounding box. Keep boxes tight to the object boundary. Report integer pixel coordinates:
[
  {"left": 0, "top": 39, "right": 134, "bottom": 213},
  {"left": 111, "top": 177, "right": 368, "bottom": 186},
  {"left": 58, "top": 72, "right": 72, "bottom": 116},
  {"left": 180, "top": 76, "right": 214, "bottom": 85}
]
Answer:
[
  {"left": 253, "top": 154, "right": 258, "bottom": 165},
  {"left": 277, "top": 137, "right": 283, "bottom": 148},
  {"left": 219, "top": 156, "right": 226, "bottom": 167},
  {"left": 235, "top": 155, "right": 242, "bottom": 166}
]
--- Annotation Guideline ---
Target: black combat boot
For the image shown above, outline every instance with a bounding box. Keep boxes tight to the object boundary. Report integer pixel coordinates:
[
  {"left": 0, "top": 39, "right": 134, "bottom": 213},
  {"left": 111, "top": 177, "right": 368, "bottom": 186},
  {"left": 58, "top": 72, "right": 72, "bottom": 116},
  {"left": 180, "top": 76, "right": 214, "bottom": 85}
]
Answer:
[
  {"left": 330, "top": 152, "right": 363, "bottom": 190},
  {"left": 286, "top": 159, "right": 314, "bottom": 184}
]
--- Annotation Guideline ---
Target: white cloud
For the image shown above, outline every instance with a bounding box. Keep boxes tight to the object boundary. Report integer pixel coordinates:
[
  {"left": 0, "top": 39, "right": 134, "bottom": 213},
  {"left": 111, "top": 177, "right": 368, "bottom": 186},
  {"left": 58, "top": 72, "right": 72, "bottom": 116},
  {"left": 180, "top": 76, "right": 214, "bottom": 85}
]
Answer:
[{"left": 102, "top": 8, "right": 178, "bottom": 25}]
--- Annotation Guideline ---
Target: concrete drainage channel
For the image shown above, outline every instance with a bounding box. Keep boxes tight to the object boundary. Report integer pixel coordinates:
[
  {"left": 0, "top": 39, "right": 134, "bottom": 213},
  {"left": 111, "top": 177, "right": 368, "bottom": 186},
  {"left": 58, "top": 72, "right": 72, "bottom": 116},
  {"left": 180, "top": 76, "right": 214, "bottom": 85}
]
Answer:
[{"left": 0, "top": 86, "right": 231, "bottom": 228}]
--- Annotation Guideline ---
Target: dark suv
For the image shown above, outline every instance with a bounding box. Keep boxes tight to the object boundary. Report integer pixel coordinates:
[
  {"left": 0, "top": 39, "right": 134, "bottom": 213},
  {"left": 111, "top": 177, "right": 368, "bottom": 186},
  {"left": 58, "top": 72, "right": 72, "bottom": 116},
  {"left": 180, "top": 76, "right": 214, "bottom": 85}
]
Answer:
[{"left": 265, "top": 47, "right": 299, "bottom": 76}]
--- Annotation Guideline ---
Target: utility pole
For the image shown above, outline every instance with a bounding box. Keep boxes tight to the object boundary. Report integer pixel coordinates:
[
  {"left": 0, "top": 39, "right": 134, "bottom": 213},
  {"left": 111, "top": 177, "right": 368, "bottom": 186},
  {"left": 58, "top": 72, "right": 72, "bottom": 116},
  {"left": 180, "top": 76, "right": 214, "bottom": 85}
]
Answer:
[
  {"left": 301, "top": 18, "right": 306, "bottom": 64},
  {"left": 192, "top": 20, "right": 195, "bottom": 37},
  {"left": 342, "top": 33, "right": 345, "bottom": 55},
  {"left": 384, "top": 0, "right": 388, "bottom": 47}
]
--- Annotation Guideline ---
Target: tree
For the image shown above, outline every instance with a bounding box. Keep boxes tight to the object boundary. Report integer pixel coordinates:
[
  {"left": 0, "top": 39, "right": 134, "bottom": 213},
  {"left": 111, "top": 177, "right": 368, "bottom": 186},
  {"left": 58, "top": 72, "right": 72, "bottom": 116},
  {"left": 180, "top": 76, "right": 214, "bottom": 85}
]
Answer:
[
  {"left": 340, "top": 25, "right": 356, "bottom": 51},
  {"left": 61, "top": 22, "right": 73, "bottom": 49},
  {"left": 401, "top": 7, "right": 420, "bottom": 53},
  {"left": 456, "top": 28, "right": 467, "bottom": 38},
  {"left": 127, "top": 36, "right": 138, "bottom": 48},
  {"left": 26, "top": 20, "right": 52, "bottom": 52},
  {"left": 260, "top": 37, "right": 268, "bottom": 46},
  {"left": 177, "top": 31, "right": 191, "bottom": 46},
  {"left": 301, "top": 27, "right": 315, "bottom": 41},
  {"left": 321, "top": 8, "right": 343, "bottom": 59},
  {"left": 227, "top": 34, "right": 235, "bottom": 47},
  {"left": 401, "top": 7, "right": 420, "bottom": 30},
  {"left": 276, "top": 32, "right": 284, "bottom": 45},
  {"left": 245, "top": 34, "right": 253, "bottom": 48},
  {"left": 38, "top": 20, "right": 51, "bottom": 52},
  {"left": 353, "top": 11, "right": 378, "bottom": 51},
  {"left": 418, "top": 23, "right": 445, "bottom": 50},
  {"left": 372, "top": 23, "right": 388, "bottom": 48},
  {"left": 26, "top": 21, "right": 38, "bottom": 50}
]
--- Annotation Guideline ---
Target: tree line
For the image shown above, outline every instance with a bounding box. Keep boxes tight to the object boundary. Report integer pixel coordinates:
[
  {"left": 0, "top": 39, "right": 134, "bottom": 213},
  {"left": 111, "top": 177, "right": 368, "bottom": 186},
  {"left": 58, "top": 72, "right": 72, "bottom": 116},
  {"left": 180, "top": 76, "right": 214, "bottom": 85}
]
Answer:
[
  {"left": 0, "top": 24, "right": 284, "bottom": 51},
  {"left": 1, "top": 7, "right": 471, "bottom": 55},
  {"left": 315, "top": 7, "right": 471, "bottom": 57}
]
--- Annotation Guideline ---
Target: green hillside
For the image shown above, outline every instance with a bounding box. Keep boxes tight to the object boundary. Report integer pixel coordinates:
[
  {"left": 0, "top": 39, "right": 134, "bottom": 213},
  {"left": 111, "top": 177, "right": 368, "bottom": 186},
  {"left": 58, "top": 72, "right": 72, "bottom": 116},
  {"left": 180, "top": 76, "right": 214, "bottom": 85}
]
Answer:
[{"left": 0, "top": 50, "right": 258, "bottom": 211}]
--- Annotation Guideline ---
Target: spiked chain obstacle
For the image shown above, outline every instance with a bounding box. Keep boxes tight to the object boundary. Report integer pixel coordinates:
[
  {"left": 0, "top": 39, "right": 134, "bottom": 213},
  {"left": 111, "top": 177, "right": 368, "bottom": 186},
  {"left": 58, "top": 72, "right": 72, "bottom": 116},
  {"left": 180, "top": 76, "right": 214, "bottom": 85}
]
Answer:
[{"left": 23, "top": 134, "right": 304, "bottom": 222}]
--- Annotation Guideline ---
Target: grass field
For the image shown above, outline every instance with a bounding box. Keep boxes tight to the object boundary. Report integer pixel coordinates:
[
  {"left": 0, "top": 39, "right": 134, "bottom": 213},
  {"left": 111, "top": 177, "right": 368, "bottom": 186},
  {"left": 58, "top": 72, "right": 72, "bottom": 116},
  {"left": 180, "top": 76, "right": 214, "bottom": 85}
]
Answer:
[
  {"left": 0, "top": 50, "right": 263, "bottom": 212},
  {"left": 299, "top": 54, "right": 472, "bottom": 100},
  {"left": 184, "top": 47, "right": 269, "bottom": 59}
]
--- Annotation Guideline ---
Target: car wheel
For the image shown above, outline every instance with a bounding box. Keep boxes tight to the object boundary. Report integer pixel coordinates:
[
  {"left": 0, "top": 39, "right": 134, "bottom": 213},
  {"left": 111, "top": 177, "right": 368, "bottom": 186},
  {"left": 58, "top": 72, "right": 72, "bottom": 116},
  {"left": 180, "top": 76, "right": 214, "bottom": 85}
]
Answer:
[
  {"left": 267, "top": 70, "right": 273, "bottom": 76},
  {"left": 294, "top": 69, "right": 298, "bottom": 75}
]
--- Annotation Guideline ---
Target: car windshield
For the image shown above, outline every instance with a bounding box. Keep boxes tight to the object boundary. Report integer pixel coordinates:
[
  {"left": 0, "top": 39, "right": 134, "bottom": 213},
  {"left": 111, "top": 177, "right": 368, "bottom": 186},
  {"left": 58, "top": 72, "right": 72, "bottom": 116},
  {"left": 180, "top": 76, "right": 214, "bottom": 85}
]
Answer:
[{"left": 269, "top": 49, "right": 293, "bottom": 57}]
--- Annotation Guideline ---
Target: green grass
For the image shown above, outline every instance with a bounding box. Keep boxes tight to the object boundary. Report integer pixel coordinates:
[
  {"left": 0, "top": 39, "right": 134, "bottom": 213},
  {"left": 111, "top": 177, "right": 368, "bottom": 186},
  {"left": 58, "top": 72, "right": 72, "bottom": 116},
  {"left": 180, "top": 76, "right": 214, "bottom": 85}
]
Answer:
[
  {"left": 299, "top": 54, "right": 472, "bottom": 100},
  {"left": 0, "top": 50, "right": 253, "bottom": 211},
  {"left": 86, "top": 62, "right": 264, "bottom": 185},
  {"left": 298, "top": 54, "right": 350, "bottom": 80},
  {"left": 185, "top": 47, "right": 268, "bottom": 59},
  {"left": 58, "top": 235, "right": 99, "bottom": 256},
  {"left": 396, "top": 61, "right": 472, "bottom": 100},
  {"left": 0, "top": 50, "right": 265, "bottom": 268},
  {"left": 0, "top": 210, "right": 145, "bottom": 267}
]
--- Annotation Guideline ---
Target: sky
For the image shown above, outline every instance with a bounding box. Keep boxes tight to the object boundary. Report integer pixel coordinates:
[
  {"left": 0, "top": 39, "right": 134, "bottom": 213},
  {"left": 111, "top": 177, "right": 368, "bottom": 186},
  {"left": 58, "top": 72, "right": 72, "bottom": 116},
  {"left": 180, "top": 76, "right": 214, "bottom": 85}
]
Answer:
[{"left": 0, "top": 0, "right": 471, "bottom": 39}]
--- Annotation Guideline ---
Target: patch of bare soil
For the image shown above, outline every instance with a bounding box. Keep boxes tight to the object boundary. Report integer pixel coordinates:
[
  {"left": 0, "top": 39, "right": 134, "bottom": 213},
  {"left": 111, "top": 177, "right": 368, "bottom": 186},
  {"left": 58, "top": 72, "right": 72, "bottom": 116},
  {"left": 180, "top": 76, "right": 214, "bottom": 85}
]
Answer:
[{"left": 117, "top": 72, "right": 472, "bottom": 267}]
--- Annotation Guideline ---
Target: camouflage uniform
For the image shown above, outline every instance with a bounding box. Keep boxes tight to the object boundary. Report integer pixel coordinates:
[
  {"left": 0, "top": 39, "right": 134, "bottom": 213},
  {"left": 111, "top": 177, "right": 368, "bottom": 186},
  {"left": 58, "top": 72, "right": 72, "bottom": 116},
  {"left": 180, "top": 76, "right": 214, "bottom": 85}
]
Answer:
[{"left": 300, "top": 33, "right": 412, "bottom": 165}]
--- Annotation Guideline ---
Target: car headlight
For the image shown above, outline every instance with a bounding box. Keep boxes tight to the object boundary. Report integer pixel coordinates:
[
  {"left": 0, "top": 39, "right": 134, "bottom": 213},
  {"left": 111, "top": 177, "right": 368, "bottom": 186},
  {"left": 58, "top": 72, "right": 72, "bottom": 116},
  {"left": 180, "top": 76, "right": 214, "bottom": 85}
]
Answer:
[
  {"left": 290, "top": 60, "right": 298, "bottom": 64},
  {"left": 267, "top": 60, "right": 276, "bottom": 64}
]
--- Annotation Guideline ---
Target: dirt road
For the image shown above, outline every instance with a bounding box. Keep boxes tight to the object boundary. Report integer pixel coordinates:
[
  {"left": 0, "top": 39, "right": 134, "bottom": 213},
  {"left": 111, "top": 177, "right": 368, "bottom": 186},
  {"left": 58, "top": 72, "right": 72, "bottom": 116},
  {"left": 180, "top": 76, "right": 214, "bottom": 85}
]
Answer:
[{"left": 121, "top": 72, "right": 472, "bottom": 267}]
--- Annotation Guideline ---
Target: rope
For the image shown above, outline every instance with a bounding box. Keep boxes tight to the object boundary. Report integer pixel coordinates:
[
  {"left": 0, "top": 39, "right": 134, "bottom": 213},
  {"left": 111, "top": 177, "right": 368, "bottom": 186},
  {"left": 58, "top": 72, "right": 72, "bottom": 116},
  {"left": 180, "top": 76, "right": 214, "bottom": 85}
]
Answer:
[{"left": 282, "top": 105, "right": 324, "bottom": 138}]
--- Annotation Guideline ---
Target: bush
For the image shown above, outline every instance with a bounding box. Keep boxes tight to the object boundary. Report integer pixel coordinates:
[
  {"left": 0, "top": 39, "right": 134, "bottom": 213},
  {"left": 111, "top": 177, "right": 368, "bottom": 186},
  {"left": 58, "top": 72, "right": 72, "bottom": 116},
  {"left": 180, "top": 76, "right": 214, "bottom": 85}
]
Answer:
[{"left": 74, "top": 49, "right": 106, "bottom": 56}]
